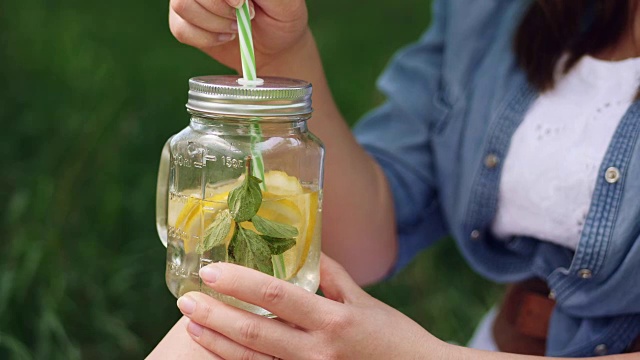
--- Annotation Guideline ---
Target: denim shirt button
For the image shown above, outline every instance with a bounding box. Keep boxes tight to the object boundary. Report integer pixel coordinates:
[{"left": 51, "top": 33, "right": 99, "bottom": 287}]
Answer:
[
  {"left": 484, "top": 154, "right": 500, "bottom": 169},
  {"left": 470, "top": 229, "right": 481, "bottom": 240},
  {"left": 604, "top": 167, "right": 621, "bottom": 184},
  {"left": 548, "top": 290, "right": 556, "bottom": 300},
  {"left": 594, "top": 344, "right": 608, "bottom": 356},
  {"left": 578, "top": 269, "right": 593, "bottom": 279}
]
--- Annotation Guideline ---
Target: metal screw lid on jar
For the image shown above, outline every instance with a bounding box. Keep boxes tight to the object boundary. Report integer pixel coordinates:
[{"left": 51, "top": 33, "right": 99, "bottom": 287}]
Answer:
[{"left": 186, "top": 75, "right": 313, "bottom": 117}]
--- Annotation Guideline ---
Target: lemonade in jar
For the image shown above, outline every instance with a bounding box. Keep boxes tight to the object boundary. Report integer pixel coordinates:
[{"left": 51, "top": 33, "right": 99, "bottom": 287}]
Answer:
[{"left": 156, "top": 76, "right": 323, "bottom": 316}]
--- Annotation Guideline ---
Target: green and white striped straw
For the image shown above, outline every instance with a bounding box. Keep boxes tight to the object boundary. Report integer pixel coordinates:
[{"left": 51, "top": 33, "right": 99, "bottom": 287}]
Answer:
[
  {"left": 236, "top": 1, "right": 288, "bottom": 277},
  {"left": 235, "top": 0, "right": 266, "bottom": 189},
  {"left": 236, "top": 1, "right": 258, "bottom": 84},
  {"left": 249, "top": 125, "right": 266, "bottom": 190}
]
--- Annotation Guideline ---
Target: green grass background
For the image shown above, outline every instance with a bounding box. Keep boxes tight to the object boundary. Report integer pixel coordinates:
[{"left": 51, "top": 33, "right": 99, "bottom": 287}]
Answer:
[{"left": 0, "top": 0, "right": 502, "bottom": 358}]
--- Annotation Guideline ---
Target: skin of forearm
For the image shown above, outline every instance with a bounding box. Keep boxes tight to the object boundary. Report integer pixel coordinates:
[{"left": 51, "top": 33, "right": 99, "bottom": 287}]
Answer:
[
  {"left": 258, "top": 29, "right": 398, "bottom": 285},
  {"left": 146, "top": 317, "right": 215, "bottom": 359}
]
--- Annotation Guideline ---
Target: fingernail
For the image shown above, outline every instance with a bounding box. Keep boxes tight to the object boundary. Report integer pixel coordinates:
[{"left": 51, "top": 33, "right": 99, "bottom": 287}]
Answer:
[
  {"left": 177, "top": 296, "right": 196, "bottom": 315},
  {"left": 187, "top": 321, "right": 204, "bottom": 337},
  {"left": 249, "top": 2, "right": 255, "bottom": 19},
  {"left": 230, "top": 22, "right": 238, "bottom": 31},
  {"left": 217, "top": 33, "right": 236, "bottom": 43},
  {"left": 200, "top": 265, "right": 221, "bottom": 283},
  {"left": 231, "top": 0, "right": 244, "bottom": 9}
]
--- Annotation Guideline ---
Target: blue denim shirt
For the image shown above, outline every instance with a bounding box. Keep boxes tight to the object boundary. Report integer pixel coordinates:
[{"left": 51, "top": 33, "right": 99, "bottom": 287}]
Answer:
[{"left": 353, "top": 0, "right": 640, "bottom": 357}]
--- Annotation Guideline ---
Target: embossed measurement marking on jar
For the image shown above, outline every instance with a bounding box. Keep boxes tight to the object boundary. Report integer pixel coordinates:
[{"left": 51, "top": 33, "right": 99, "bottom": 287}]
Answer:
[
  {"left": 168, "top": 225, "right": 188, "bottom": 241},
  {"left": 194, "top": 154, "right": 216, "bottom": 168},
  {"left": 221, "top": 156, "right": 244, "bottom": 169},
  {"left": 176, "top": 152, "right": 244, "bottom": 169},
  {"left": 168, "top": 225, "right": 201, "bottom": 243},
  {"left": 169, "top": 191, "right": 192, "bottom": 204},
  {"left": 173, "top": 154, "right": 193, "bottom": 168},
  {"left": 194, "top": 154, "right": 218, "bottom": 168}
]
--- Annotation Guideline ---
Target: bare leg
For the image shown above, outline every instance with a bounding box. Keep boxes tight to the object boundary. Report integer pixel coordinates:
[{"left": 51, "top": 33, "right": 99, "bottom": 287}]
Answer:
[{"left": 146, "top": 317, "right": 221, "bottom": 359}]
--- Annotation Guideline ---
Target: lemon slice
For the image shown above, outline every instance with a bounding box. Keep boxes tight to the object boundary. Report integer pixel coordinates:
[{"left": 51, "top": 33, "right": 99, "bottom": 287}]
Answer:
[
  {"left": 174, "top": 196, "right": 200, "bottom": 231},
  {"left": 257, "top": 198, "right": 302, "bottom": 225},
  {"left": 173, "top": 196, "right": 203, "bottom": 253},
  {"left": 175, "top": 183, "right": 236, "bottom": 253},
  {"left": 263, "top": 171, "right": 304, "bottom": 196},
  {"left": 173, "top": 171, "right": 319, "bottom": 279},
  {"left": 289, "top": 190, "right": 318, "bottom": 277},
  {"left": 260, "top": 171, "right": 319, "bottom": 280}
]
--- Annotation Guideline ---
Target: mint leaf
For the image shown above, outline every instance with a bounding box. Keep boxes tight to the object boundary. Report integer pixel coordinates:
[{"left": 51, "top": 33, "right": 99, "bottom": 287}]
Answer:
[
  {"left": 228, "top": 224, "right": 240, "bottom": 261},
  {"left": 233, "top": 226, "right": 274, "bottom": 275},
  {"left": 217, "top": 157, "right": 294, "bottom": 277},
  {"left": 228, "top": 175, "right": 263, "bottom": 222},
  {"left": 261, "top": 235, "right": 296, "bottom": 255},
  {"left": 197, "top": 210, "right": 232, "bottom": 254},
  {"left": 255, "top": 255, "right": 275, "bottom": 275},
  {"left": 252, "top": 215, "right": 299, "bottom": 238}
]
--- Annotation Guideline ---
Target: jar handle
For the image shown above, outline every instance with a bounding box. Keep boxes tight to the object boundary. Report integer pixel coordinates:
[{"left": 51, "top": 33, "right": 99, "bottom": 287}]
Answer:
[{"left": 156, "top": 137, "right": 173, "bottom": 248}]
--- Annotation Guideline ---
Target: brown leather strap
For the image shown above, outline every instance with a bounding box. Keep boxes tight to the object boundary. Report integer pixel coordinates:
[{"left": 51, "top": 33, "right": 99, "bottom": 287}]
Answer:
[
  {"left": 493, "top": 278, "right": 640, "bottom": 355},
  {"left": 493, "top": 279, "right": 550, "bottom": 355}
]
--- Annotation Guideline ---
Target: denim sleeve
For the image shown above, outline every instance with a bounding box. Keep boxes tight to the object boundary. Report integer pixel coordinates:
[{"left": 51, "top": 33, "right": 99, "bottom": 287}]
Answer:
[{"left": 353, "top": 0, "right": 449, "bottom": 275}]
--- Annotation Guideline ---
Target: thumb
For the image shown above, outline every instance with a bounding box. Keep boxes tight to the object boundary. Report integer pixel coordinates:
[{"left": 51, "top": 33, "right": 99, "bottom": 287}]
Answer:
[{"left": 318, "top": 253, "right": 364, "bottom": 303}]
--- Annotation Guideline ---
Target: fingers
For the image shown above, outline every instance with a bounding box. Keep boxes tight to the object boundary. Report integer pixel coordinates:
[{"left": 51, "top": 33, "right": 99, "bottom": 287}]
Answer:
[
  {"left": 170, "top": 10, "right": 236, "bottom": 48},
  {"left": 253, "top": 0, "right": 307, "bottom": 23},
  {"left": 185, "top": 319, "right": 274, "bottom": 360},
  {"left": 195, "top": 0, "right": 238, "bottom": 19},
  {"left": 224, "top": 0, "right": 244, "bottom": 9},
  {"left": 198, "top": 262, "right": 344, "bottom": 330},
  {"left": 171, "top": 0, "right": 238, "bottom": 34},
  {"left": 178, "top": 292, "right": 310, "bottom": 359},
  {"left": 318, "top": 253, "right": 364, "bottom": 304}
]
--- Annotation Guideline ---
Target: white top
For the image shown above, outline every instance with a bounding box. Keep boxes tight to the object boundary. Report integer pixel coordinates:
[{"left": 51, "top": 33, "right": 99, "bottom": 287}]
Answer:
[
  {"left": 492, "top": 55, "right": 640, "bottom": 250},
  {"left": 471, "top": 56, "right": 640, "bottom": 351}
]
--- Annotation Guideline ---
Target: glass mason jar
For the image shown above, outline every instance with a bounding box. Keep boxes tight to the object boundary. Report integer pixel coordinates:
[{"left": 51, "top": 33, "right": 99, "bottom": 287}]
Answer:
[{"left": 156, "top": 76, "right": 324, "bottom": 315}]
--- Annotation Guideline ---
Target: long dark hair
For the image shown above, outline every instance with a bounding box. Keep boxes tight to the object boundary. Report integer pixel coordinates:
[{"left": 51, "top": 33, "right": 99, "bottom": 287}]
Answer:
[{"left": 515, "top": 0, "right": 634, "bottom": 92}]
